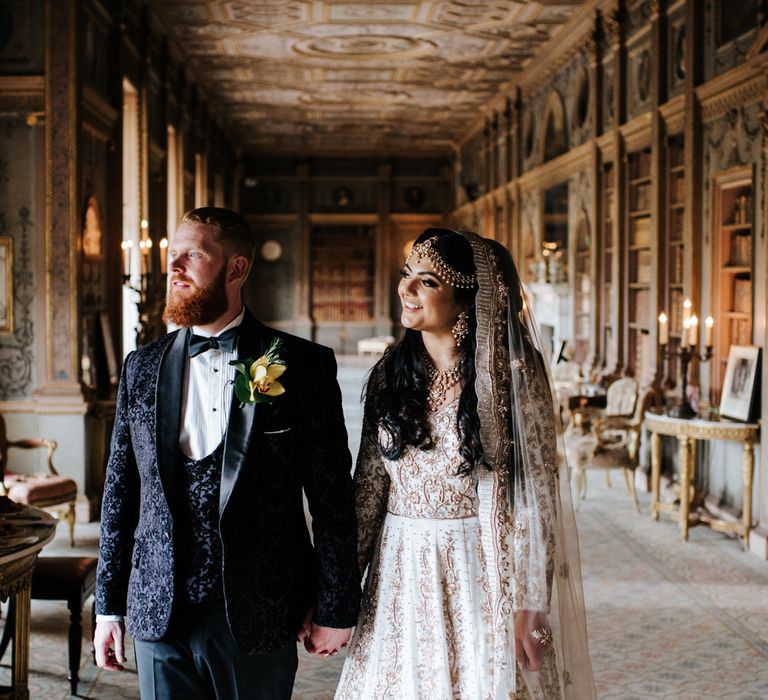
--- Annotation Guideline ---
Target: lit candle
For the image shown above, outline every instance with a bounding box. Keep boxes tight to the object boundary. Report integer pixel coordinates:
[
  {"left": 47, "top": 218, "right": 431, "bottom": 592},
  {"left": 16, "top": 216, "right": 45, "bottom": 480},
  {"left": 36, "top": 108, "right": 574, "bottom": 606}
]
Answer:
[
  {"left": 683, "top": 298, "right": 692, "bottom": 325},
  {"left": 122, "top": 240, "right": 134, "bottom": 278},
  {"left": 159, "top": 237, "right": 168, "bottom": 275},
  {"left": 658, "top": 312, "right": 669, "bottom": 345},
  {"left": 690, "top": 313, "right": 699, "bottom": 347},
  {"left": 681, "top": 318, "right": 690, "bottom": 349},
  {"left": 139, "top": 239, "right": 148, "bottom": 275},
  {"left": 705, "top": 316, "right": 714, "bottom": 348}
]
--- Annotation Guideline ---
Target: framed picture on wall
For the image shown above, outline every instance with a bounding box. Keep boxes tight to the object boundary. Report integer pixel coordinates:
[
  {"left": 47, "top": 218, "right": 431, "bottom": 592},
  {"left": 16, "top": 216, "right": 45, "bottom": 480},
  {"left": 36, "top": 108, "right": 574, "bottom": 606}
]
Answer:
[
  {"left": 719, "top": 345, "right": 761, "bottom": 422},
  {"left": 0, "top": 236, "right": 12, "bottom": 333}
]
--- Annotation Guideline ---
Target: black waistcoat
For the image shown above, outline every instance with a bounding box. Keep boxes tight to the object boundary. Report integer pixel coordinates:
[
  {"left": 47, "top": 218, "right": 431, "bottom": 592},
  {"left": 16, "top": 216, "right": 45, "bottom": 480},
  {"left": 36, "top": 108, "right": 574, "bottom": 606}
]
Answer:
[{"left": 175, "top": 440, "right": 225, "bottom": 604}]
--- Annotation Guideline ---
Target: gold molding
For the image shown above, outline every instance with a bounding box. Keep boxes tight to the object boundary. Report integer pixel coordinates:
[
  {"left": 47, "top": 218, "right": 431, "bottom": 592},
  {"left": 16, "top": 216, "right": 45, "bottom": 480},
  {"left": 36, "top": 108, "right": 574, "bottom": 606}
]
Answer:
[
  {"left": 0, "top": 398, "right": 89, "bottom": 415},
  {"left": 659, "top": 94, "right": 686, "bottom": 135},
  {"left": 0, "top": 76, "right": 44, "bottom": 112},
  {"left": 246, "top": 214, "right": 300, "bottom": 225},
  {"left": 389, "top": 213, "right": 444, "bottom": 225},
  {"left": 0, "top": 236, "right": 12, "bottom": 334},
  {"left": 595, "top": 131, "right": 617, "bottom": 158},
  {"left": 619, "top": 112, "right": 652, "bottom": 151},
  {"left": 697, "top": 61, "right": 768, "bottom": 121},
  {"left": 0, "top": 76, "right": 44, "bottom": 98},
  {"left": 517, "top": 141, "right": 592, "bottom": 191},
  {"left": 69, "top": 0, "right": 79, "bottom": 385},
  {"left": 44, "top": 0, "right": 53, "bottom": 383},
  {"left": 518, "top": 0, "right": 603, "bottom": 98},
  {"left": 307, "top": 213, "right": 379, "bottom": 225}
]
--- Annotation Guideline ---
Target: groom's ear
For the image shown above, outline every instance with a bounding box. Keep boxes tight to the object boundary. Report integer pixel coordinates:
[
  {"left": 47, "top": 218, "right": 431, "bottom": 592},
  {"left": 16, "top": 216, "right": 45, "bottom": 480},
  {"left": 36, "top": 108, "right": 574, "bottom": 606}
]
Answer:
[{"left": 228, "top": 254, "right": 250, "bottom": 284}]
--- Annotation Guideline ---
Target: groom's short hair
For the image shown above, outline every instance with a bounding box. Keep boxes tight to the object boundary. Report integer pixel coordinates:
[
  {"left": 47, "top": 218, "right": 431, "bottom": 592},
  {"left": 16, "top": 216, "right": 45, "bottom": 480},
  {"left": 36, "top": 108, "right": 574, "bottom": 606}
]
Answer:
[{"left": 180, "top": 207, "right": 256, "bottom": 262}]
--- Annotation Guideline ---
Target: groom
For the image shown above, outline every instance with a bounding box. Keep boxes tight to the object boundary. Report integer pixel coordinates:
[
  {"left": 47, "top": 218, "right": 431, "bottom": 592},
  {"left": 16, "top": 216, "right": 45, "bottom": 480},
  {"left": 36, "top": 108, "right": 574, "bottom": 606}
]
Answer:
[{"left": 94, "top": 207, "right": 360, "bottom": 698}]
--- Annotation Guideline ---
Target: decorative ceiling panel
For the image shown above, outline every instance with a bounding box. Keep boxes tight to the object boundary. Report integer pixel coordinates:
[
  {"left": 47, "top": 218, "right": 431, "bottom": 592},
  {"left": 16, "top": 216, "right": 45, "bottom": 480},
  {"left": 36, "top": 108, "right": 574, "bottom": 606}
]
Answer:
[{"left": 154, "top": 0, "right": 585, "bottom": 152}]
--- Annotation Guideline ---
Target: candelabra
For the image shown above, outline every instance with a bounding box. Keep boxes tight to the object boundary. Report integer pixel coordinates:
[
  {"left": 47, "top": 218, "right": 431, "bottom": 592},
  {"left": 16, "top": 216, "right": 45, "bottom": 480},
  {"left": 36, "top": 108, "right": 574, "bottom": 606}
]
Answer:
[
  {"left": 122, "top": 236, "right": 168, "bottom": 346},
  {"left": 658, "top": 304, "right": 714, "bottom": 419},
  {"left": 660, "top": 343, "right": 713, "bottom": 418}
]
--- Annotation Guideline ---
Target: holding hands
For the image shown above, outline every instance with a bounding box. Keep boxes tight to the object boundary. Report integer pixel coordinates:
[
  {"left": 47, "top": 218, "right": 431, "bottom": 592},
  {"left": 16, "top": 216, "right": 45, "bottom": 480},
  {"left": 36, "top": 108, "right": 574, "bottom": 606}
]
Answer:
[{"left": 296, "top": 608, "right": 351, "bottom": 658}]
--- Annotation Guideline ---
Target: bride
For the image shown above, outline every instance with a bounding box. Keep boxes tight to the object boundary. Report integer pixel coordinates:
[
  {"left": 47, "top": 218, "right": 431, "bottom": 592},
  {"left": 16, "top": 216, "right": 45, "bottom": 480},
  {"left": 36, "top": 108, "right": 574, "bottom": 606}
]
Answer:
[{"left": 335, "top": 229, "right": 595, "bottom": 699}]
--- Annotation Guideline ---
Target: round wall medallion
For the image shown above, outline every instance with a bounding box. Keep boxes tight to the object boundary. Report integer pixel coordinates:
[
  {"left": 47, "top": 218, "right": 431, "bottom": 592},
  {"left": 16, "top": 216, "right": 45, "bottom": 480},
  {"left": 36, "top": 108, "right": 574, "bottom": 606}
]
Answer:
[{"left": 261, "top": 239, "right": 282, "bottom": 262}]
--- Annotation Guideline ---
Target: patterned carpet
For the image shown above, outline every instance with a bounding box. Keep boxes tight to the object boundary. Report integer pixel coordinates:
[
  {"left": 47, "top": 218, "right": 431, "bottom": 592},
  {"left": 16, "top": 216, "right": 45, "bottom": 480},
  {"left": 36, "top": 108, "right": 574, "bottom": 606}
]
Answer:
[{"left": 2, "top": 356, "right": 766, "bottom": 698}]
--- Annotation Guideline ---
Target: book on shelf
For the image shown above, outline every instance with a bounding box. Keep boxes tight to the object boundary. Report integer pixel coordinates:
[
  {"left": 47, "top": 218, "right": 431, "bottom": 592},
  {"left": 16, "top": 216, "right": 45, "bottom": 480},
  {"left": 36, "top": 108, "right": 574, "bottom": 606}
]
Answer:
[
  {"left": 631, "top": 217, "right": 651, "bottom": 246},
  {"left": 732, "top": 276, "right": 752, "bottom": 314},
  {"left": 670, "top": 208, "right": 684, "bottom": 241},
  {"left": 729, "top": 232, "right": 752, "bottom": 267},
  {"left": 671, "top": 245, "right": 683, "bottom": 285},
  {"left": 669, "top": 290, "right": 683, "bottom": 335},
  {"left": 632, "top": 150, "right": 651, "bottom": 177},
  {"left": 635, "top": 250, "right": 652, "bottom": 285},
  {"left": 630, "top": 288, "right": 650, "bottom": 327},
  {"left": 671, "top": 173, "right": 685, "bottom": 204},
  {"left": 633, "top": 183, "right": 651, "bottom": 211}
]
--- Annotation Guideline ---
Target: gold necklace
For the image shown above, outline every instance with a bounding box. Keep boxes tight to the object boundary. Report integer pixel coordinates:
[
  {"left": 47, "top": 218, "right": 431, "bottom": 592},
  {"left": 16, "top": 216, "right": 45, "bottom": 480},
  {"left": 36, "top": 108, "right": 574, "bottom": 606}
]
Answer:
[{"left": 424, "top": 356, "right": 462, "bottom": 411}]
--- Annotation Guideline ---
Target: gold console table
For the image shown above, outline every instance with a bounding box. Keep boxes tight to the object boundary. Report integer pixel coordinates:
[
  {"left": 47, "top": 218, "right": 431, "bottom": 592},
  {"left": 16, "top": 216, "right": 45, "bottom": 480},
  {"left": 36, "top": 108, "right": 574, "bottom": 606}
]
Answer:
[
  {"left": 0, "top": 503, "right": 57, "bottom": 699},
  {"left": 646, "top": 412, "right": 760, "bottom": 547}
]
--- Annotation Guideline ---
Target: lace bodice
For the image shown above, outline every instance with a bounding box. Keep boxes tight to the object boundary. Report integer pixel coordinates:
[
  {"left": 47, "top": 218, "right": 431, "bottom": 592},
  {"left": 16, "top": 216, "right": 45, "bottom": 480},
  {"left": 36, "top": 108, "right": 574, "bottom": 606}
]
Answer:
[{"left": 382, "top": 399, "right": 478, "bottom": 519}]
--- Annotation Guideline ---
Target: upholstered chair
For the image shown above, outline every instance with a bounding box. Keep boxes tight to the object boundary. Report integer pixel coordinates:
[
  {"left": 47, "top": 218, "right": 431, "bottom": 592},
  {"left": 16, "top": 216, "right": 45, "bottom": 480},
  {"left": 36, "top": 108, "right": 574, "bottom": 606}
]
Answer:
[{"left": 0, "top": 415, "right": 77, "bottom": 546}]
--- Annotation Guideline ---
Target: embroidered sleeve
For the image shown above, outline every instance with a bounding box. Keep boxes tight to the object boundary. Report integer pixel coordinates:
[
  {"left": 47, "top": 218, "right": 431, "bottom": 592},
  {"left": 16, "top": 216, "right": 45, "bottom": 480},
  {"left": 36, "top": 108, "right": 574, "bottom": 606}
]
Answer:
[
  {"left": 96, "top": 354, "right": 140, "bottom": 617},
  {"left": 353, "top": 384, "right": 390, "bottom": 578}
]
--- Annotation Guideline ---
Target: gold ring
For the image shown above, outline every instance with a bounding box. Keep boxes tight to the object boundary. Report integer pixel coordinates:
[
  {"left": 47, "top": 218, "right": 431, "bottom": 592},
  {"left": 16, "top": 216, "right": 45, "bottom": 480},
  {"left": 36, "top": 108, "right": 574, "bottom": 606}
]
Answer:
[{"left": 531, "top": 627, "right": 553, "bottom": 646}]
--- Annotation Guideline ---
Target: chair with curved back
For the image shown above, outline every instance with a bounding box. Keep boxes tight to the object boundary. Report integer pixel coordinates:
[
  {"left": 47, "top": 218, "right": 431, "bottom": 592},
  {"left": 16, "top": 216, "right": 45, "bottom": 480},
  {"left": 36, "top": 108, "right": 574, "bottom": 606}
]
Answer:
[
  {"left": 565, "top": 377, "right": 648, "bottom": 511},
  {"left": 0, "top": 414, "right": 77, "bottom": 546}
]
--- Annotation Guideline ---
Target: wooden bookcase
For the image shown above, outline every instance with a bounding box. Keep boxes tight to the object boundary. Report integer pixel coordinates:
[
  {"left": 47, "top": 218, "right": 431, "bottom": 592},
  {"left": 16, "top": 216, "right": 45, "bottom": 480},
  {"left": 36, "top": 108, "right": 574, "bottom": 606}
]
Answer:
[
  {"left": 665, "top": 136, "right": 686, "bottom": 387},
  {"left": 311, "top": 225, "right": 375, "bottom": 323},
  {"left": 573, "top": 214, "right": 591, "bottom": 365},
  {"left": 712, "top": 169, "right": 754, "bottom": 395},
  {"left": 600, "top": 163, "right": 616, "bottom": 370},
  {"left": 626, "top": 147, "right": 652, "bottom": 380}
]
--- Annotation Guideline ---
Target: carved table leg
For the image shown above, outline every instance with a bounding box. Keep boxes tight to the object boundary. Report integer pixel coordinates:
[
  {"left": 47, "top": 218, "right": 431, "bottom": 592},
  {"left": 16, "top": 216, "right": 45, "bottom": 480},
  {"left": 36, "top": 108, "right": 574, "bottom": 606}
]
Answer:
[
  {"left": 651, "top": 431, "right": 661, "bottom": 521},
  {"left": 743, "top": 440, "right": 754, "bottom": 550},
  {"left": 12, "top": 583, "right": 31, "bottom": 700},
  {"left": 679, "top": 437, "right": 692, "bottom": 541}
]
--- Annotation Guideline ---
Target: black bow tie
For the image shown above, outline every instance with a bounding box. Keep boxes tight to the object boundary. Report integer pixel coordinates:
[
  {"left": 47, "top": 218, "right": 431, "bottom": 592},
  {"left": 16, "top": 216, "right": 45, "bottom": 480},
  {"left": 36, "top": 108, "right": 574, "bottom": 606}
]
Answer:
[{"left": 188, "top": 327, "right": 238, "bottom": 358}]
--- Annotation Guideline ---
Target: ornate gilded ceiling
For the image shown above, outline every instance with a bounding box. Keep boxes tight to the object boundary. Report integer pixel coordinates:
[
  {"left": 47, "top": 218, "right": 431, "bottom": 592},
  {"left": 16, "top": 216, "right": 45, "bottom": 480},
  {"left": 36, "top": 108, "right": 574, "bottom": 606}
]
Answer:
[{"left": 154, "top": 1, "right": 586, "bottom": 153}]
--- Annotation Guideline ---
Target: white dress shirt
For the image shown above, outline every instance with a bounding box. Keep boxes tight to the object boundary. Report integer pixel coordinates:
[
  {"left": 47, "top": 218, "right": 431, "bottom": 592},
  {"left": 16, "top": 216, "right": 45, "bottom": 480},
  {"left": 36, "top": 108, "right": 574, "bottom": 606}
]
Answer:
[
  {"left": 97, "top": 308, "right": 244, "bottom": 623},
  {"left": 179, "top": 307, "right": 243, "bottom": 460}
]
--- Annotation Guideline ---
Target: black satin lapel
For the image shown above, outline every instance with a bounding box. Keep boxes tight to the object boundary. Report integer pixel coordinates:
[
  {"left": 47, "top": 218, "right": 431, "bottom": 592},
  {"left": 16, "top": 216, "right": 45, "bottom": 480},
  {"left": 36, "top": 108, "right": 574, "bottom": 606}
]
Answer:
[
  {"left": 220, "top": 311, "right": 266, "bottom": 515},
  {"left": 155, "top": 330, "right": 187, "bottom": 509}
]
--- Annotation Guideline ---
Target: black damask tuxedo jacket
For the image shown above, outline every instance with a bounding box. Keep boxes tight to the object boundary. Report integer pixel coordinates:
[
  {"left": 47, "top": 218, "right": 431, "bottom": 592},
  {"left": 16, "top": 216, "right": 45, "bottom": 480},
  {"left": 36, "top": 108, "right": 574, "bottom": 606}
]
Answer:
[{"left": 95, "top": 310, "right": 361, "bottom": 653}]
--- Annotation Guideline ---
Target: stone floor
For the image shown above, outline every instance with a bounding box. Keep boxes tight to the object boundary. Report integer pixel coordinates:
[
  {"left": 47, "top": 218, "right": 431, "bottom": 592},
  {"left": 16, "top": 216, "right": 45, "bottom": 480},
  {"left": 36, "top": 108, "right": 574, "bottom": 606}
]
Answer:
[{"left": 2, "top": 354, "right": 767, "bottom": 698}]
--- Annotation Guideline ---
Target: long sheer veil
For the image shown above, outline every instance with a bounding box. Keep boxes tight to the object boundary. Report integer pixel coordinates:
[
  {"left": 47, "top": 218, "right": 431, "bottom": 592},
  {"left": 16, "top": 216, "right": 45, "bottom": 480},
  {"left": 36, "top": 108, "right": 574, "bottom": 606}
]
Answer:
[{"left": 463, "top": 231, "right": 596, "bottom": 699}]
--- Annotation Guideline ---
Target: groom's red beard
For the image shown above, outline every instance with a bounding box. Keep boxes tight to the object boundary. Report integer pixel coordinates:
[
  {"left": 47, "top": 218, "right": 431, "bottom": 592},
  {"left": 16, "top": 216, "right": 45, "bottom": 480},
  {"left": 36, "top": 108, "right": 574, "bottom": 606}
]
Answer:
[{"left": 162, "top": 265, "right": 229, "bottom": 328}]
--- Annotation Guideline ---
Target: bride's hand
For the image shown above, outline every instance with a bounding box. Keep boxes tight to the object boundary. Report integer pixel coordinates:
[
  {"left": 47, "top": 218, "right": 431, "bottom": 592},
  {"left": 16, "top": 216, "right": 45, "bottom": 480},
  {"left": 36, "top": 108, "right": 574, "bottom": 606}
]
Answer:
[{"left": 514, "top": 610, "right": 550, "bottom": 672}]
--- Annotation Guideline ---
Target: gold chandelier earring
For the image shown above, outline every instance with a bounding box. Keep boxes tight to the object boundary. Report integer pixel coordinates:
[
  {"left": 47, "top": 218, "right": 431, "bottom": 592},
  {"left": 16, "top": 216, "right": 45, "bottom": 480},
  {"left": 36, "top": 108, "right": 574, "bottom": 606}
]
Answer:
[{"left": 451, "top": 311, "right": 469, "bottom": 346}]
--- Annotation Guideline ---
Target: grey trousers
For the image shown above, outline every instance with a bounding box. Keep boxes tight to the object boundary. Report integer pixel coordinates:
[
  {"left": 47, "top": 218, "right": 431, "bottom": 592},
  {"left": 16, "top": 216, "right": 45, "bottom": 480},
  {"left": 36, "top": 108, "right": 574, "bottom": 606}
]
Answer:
[{"left": 134, "top": 599, "right": 298, "bottom": 700}]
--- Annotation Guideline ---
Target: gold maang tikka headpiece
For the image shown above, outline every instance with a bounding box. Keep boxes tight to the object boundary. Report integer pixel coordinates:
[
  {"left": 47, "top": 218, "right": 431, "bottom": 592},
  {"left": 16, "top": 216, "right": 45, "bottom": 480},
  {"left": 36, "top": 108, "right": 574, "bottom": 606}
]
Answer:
[{"left": 406, "top": 237, "right": 477, "bottom": 289}]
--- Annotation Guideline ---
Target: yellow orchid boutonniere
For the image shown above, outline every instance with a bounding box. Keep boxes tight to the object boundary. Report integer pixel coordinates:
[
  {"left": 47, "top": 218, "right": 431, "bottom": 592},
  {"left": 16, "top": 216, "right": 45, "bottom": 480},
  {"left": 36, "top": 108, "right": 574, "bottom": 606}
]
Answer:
[{"left": 229, "top": 337, "right": 287, "bottom": 407}]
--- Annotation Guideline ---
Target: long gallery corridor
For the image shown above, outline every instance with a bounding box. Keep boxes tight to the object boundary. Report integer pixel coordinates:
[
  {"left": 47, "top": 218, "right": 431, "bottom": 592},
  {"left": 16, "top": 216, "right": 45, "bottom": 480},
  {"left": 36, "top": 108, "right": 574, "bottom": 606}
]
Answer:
[
  {"left": 3, "top": 357, "right": 767, "bottom": 699},
  {"left": 3, "top": 1, "right": 768, "bottom": 698}
]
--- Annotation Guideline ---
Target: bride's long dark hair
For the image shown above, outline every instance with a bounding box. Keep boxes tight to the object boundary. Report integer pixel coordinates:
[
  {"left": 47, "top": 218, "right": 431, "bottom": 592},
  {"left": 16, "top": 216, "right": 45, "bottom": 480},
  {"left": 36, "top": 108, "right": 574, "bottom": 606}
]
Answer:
[{"left": 366, "top": 228, "right": 486, "bottom": 474}]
